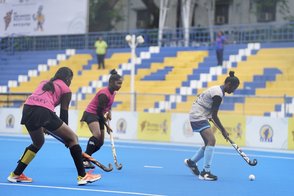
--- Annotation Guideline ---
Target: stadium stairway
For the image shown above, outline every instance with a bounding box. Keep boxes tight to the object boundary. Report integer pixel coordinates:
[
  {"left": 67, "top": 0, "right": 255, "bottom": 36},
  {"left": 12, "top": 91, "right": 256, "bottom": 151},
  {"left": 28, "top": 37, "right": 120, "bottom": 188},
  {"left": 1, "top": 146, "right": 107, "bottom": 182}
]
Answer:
[
  {"left": 0, "top": 50, "right": 71, "bottom": 92},
  {"left": 231, "top": 46, "right": 294, "bottom": 117},
  {"left": 73, "top": 46, "right": 205, "bottom": 111},
  {"left": 4, "top": 48, "right": 135, "bottom": 109},
  {"left": 145, "top": 43, "right": 260, "bottom": 113},
  {"left": 162, "top": 43, "right": 294, "bottom": 117},
  {"left": 8, "top": 52, "right": 91, "bottom": 93},
  {"left": 133, "top": 49, "right": 208, "bottom": 111}
]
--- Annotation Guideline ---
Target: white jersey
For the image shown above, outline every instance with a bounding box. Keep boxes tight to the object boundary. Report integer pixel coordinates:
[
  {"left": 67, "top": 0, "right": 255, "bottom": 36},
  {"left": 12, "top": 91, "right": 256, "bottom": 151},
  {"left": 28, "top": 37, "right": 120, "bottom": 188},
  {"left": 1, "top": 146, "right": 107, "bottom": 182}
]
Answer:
[{"left": 189, "top": 85, "right": 224, "bottom": 122}]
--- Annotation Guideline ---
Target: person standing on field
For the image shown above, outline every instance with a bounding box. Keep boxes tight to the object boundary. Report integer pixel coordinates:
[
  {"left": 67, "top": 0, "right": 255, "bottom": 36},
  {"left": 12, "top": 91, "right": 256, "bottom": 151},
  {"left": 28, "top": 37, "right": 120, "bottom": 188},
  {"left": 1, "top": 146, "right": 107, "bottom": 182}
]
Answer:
[
  {"left": 81, "top": 69, "right": 123, "bottom": 169},
  {"left": 185, "top": 71, "right": 240, "bottom": 181},
  {"left": 7, "top": 67, "right": 101, "bottom": 185}
]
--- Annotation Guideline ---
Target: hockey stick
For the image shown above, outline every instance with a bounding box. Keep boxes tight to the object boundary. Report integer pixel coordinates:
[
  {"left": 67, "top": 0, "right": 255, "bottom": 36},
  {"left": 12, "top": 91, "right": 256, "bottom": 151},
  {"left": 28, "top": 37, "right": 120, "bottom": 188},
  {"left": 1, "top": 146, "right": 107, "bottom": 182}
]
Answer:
[
  {"left": 104, "top": 121, "right": 123, "bottom": 170},
  {"left": 44, "top": 129, "right": 113, "bottom": 172},
  {"left": 209, "top": 119, "right": 257, "bottom": 166},
  {"left": 81, "top": 152, "right": 113, "bottom": 172}
]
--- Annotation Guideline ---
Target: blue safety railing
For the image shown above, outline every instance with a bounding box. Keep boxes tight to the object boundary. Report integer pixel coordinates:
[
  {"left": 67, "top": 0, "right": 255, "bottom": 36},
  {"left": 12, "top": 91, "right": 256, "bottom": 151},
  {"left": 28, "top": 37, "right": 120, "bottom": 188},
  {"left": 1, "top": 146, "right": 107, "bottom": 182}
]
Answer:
[{"left": 1, "top": 22, "right": 294, "bottom": 53}]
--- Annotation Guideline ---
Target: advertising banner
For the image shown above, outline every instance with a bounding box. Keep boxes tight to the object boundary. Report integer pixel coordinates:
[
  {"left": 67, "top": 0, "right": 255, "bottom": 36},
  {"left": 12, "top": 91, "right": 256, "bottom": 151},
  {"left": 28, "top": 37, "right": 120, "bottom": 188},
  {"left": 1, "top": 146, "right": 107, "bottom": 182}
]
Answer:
[
  {"left": 170, "top": 113, "right": 203, "bottom": 144},
  {"left": 106, "top": 111, "right": 138, "bottom": 140},
  {"left": 213, "top": 114, "right": 246, "bottom": 146},
  {"left": 0, "top": 108, "right": 22, "bottom": 134},
  {"left": 137, "top": 112, "right": 171, "bottom": 142},
  {"left": 288, "top": 117, "right": 294, "bottom": 150},
  {"left": 246, "top": 116, "right": 288, "bottom": 149},
  {"left": 0, "top": 0, "right": 87, "bottom": 37},
  {"left": 76, "top": 111, "right": 138, "bottom": 140}
]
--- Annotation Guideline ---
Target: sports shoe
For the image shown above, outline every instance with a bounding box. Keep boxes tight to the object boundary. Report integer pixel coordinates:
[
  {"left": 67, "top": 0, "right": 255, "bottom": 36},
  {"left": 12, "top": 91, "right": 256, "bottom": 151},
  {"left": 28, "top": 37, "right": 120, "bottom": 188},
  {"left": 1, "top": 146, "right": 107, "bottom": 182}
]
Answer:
[
  {"left": 184, "top": 159, "right": 200, "bottom": 176},
  {"left": 199, "top": 170, "right": 218, "bottom": 181},
  {"left": 83, "top": 160, "right": 95, "bottom": 169},
  {"left": 7, "top": 172, "right": 32, "bottom": 183},
  {"left": 77, "top": 170, "right": 101, "bottom": 185}
]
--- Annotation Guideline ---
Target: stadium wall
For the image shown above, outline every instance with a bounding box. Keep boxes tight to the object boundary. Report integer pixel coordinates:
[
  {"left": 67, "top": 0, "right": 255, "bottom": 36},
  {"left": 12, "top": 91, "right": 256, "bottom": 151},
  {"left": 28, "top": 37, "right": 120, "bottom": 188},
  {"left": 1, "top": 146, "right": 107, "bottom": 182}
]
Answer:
[{"left": 0, "top": 108, "right": 293, "bottom": 151}]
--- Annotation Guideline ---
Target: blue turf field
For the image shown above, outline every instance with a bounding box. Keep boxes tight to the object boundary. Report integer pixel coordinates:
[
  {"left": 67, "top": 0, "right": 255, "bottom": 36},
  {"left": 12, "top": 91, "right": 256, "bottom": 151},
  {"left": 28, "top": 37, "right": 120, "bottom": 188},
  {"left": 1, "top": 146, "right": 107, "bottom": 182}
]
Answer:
[{"left": 0, "top": 135, "right": 294, "bottom": 196}]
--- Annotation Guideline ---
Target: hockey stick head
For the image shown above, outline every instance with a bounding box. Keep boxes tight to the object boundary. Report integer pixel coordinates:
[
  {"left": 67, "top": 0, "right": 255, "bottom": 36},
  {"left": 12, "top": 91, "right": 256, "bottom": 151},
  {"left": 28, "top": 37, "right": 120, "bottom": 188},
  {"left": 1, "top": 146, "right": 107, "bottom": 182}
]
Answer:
[
  {"left": 105, "top": 163, "right": 114, "bottom": 172},
  {"left": 249, "top": 159, "right": 258, "bottom": 166},
  {"left": 82, "top": 152, "right": 113, "bottom": 172},
  {"left": 116, "top": 163, "right": 123, "bottom": 170}
]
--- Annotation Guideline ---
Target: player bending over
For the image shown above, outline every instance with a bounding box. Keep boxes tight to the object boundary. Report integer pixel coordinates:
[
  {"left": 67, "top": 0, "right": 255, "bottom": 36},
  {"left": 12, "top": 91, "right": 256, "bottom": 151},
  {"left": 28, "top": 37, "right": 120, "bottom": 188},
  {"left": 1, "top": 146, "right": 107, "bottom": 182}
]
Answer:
[
  {"left": 7, "top": 67, "right": 101, "bottom": 185},
  {"left": 185, "top": 71, "right": 240, "bottom": 181},
  {"left": 81, "top": 69, "right": 123, "bottom": 169}
]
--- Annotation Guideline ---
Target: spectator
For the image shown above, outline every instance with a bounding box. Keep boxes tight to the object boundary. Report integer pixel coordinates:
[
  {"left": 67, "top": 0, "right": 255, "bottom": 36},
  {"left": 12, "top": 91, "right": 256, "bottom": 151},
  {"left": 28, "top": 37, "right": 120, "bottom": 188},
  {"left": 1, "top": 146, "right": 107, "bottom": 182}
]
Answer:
[
  {"left": 94, "top": 36, "right": 108, "bottom": 69},
  {"left": 215, "top": 31, "right": 227, "bottom": 66}
]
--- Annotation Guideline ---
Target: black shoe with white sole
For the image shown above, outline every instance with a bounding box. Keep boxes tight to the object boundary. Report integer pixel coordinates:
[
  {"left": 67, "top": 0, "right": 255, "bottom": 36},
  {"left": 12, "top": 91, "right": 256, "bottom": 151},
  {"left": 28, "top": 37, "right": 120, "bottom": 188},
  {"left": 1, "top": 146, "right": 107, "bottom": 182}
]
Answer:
[
  {"left": 199, "top": 170, "right": 218, "bottom": 181},
  {"left": 184, "top": 159, "right": 200, "bottom": 176}
]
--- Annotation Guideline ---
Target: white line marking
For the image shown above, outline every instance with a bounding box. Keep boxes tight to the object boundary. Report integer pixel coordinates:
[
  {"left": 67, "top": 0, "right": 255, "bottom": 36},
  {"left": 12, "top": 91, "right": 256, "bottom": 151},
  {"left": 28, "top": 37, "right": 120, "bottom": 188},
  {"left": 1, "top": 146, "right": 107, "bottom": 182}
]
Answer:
[
  {"left": 144, "top": 165, "right": 163, "bottom": 169},
  {"left": 0, "top": 183, "right": 166, "bottom": 196},
  {"left": 1, "top": 136, "right": 294, "bottom": 160}
]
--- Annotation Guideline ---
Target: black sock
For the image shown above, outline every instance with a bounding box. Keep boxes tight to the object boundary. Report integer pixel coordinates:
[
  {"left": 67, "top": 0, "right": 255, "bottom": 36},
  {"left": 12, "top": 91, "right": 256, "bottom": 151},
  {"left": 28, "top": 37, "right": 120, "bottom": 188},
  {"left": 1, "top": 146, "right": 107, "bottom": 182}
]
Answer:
[
  {"left": 85, "top": 136, "right": 101, "bottom": 156},
  {"left": 70, "top": 144, "right": 86, "bottom": 177}
]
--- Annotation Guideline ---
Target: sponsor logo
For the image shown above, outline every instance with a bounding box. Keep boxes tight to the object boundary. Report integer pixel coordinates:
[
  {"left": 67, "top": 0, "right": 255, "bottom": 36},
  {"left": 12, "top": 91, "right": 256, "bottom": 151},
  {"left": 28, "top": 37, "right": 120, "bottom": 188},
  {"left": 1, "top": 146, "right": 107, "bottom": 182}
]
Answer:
[
  {"left": 6, "top": 114, "right": 15, "bottom": 128},
  {"left": 116, "top": 118, "right": 127, "bottom": 134},
  {"left": 33, "top": 5, "right": 45, "bottom": 31},
  {"left": 4, "top": 10, "right": 13, "bottom": 30},
  {"left": 140, "top": 119, "right": 168, "bottom": 134},
  {"left": 259, "top": 125, "right": 273, "bottom": 142}
]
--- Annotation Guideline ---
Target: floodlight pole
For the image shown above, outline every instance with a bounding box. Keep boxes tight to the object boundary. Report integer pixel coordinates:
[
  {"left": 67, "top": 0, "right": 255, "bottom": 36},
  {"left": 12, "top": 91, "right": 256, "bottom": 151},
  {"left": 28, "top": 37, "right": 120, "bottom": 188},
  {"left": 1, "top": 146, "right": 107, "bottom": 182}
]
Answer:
[{"left": 126, "top": 34, "right": 144, "bottom": 112}]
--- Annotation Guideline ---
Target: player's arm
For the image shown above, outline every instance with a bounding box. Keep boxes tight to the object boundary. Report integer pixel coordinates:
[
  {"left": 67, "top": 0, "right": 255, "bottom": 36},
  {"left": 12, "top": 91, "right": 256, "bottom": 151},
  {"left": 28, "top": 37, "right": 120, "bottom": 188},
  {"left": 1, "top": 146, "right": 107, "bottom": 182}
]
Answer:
[
  {"left": 211, "top": 95, "right": 229, "bottom": 139},
  {"left": 96, "top": 94, "right": 109, "bottom": 123},
  {"left": 60, "top": 92, "right": 72, "bottom": 125}
]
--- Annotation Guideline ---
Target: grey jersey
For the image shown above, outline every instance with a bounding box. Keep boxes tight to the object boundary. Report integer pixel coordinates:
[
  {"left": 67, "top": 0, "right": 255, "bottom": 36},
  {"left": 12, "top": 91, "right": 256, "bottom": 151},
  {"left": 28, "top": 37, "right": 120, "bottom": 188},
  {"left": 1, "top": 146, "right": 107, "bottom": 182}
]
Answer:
[{"left": 189, "top": 85, "right": 224, "bottom": 122}]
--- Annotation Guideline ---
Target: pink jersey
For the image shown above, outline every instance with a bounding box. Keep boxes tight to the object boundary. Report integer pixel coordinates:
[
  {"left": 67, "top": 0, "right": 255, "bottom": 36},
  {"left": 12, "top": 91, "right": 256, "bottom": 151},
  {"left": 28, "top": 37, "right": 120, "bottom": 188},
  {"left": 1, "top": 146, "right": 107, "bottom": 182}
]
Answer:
[
  {"left": 25, "top": 79, "right": 71, "bottom": 112},
  {"left": 85, "top": 87, "right": 115, "bottom": 115}
]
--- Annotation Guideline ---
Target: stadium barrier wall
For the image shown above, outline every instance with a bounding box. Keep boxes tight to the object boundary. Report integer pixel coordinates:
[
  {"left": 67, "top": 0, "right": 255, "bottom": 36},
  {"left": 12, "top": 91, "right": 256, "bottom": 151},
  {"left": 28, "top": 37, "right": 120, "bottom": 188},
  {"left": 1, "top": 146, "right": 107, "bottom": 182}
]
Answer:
[{"left": 0, "top": 108, "right": 293, "bottom": 150}]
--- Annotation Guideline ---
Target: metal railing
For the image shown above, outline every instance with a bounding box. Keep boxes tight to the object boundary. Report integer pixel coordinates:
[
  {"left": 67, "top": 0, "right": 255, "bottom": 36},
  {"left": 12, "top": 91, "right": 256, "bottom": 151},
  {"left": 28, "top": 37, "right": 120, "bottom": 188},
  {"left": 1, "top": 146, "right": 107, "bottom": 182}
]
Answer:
[{"left": 1, "top": 22, "right": 294, "bottom": 53}]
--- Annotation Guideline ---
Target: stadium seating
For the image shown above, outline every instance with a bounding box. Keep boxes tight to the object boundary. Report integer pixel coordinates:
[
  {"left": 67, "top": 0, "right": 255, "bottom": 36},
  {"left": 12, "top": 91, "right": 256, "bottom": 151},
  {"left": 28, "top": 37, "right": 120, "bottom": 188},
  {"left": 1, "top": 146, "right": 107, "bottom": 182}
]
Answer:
[
  {"left": 0, "top": 50, "right": 66, "bottom": 87},
  {"left": 1, "top": 43, "right": 294, "bottom": 117}
]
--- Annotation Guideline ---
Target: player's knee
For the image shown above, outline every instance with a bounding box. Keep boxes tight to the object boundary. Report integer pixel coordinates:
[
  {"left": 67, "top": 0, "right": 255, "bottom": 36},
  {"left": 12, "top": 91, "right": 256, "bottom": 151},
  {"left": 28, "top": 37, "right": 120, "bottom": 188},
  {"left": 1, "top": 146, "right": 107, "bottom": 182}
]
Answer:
[
  {"left": 66, "top": 138, "right": 79, "bottom": 148},
  {"left": 33, "top": 137, "right": 44, "bottom": 149},
  {"left": 207, "top": 137, "right": 216, "bottom": 146}
]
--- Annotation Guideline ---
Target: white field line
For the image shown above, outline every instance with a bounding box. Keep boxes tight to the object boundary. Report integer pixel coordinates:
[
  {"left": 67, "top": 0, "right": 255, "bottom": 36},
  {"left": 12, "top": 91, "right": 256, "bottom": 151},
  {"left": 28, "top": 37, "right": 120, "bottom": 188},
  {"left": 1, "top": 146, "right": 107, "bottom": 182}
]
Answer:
[
  {"left": 1, "top": 137, "right": 294, "bottom": 160},
  {"left": 144, "top": 165, "right": 163, "bottom": 169},
  {"left": 0, "top": 183, "right": 166, "bottom": 196}
]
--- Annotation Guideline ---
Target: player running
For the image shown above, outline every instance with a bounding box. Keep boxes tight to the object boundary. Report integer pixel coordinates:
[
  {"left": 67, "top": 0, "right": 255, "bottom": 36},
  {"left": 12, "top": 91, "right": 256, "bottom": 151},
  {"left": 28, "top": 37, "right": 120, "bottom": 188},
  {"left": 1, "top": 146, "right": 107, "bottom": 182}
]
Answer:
[
  {"left": 185, "top": 71, "right": 240, "bottom": 181},
  {"left": 7, "top": 67, "right": 101, "bottom": 185},
  {"left": 81, "top": 69, "right": 123, "bottom": 169}
]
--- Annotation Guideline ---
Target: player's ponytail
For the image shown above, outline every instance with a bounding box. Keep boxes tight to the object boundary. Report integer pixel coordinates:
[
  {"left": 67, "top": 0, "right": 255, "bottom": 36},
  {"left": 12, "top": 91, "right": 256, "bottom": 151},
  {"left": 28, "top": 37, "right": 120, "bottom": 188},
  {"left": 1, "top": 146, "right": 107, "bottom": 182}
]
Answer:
[
  {"left": 42, "top": 67, "right": 73, "bottom": 93},
  {"left": 225, "top": 71, "right": 240, "bottom": 86},
  {"left": 42, "top": 79, "right": 55, "bottom": 93}
]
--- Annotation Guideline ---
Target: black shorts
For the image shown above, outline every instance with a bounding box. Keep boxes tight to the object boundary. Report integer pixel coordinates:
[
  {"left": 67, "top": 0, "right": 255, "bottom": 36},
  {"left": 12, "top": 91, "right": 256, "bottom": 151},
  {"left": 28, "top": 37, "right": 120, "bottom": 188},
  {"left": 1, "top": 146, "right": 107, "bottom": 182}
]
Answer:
[
  {"left": 80, "top": 111, "right": 105, "bottom": 130},
  {"left": 21, "top": 104, "right": 63, "bottom": 132}
]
